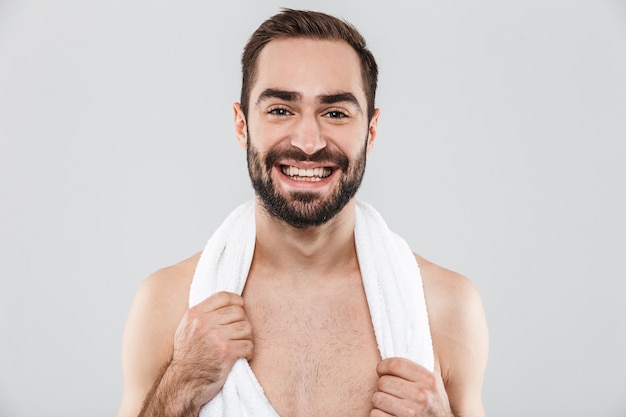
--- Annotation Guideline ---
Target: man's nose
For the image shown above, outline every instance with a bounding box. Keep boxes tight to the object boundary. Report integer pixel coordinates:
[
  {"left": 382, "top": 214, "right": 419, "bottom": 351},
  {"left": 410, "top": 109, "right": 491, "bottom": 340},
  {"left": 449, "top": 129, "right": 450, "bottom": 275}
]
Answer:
[{"left": 290, "top": 114, "right": 327, "bottom": 155}]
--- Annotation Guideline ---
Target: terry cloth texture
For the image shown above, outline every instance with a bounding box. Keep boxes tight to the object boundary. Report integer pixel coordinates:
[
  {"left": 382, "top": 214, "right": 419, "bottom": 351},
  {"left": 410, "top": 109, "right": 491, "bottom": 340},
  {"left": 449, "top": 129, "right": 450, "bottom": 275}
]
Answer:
[{"left": 190, "top": 200, "right": 434, "bottom": 416}]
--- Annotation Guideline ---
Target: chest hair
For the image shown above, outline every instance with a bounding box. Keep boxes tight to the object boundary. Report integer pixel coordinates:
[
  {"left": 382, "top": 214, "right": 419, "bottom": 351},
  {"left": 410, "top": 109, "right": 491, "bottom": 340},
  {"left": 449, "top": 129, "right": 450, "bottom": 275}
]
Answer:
[{"left": 243, "top": 274, "right": 381, "bottom": 417}]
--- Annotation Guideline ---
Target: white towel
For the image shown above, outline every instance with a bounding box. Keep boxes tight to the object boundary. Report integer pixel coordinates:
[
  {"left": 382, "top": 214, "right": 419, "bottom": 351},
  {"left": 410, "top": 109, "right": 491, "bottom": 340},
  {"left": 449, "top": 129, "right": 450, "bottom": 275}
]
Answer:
[{"left": 190, "top": 200, "right": 434, "bottom": 416}]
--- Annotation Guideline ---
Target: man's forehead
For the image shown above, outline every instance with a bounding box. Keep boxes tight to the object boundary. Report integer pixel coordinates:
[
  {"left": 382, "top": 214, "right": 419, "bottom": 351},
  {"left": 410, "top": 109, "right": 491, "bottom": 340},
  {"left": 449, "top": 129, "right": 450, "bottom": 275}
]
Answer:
[{"left": 250, "top": 37, "right": 366, "bottom": 102}]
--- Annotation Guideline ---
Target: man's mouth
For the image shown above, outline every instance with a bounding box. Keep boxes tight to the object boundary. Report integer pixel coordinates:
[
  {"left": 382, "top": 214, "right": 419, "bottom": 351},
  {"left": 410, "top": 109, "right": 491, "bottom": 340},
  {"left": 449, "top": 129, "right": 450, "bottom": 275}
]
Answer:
[{"left": 280, "top": 165, "right": 333, "bottom": 182}]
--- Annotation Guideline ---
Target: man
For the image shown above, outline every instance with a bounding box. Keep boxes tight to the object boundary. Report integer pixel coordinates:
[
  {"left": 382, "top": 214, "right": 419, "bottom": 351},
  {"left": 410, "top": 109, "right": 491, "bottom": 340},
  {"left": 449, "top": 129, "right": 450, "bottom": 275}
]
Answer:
[{"left": 117, "top": 9, "right": 488, "bottom": 417}]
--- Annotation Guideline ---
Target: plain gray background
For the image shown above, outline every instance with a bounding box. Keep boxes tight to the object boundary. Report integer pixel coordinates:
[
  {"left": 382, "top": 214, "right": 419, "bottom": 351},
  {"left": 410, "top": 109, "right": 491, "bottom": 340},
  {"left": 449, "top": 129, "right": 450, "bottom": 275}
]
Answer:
[{"left": 1, "top": 0, "right": 625, "bottom": 416}]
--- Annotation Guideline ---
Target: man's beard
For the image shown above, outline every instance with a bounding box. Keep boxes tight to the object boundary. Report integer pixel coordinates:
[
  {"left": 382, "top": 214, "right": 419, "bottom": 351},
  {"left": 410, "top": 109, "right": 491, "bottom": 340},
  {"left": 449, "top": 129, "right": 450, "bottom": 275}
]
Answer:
[{"left": 247, "top": 136, "right": 367, "bottom": 229}]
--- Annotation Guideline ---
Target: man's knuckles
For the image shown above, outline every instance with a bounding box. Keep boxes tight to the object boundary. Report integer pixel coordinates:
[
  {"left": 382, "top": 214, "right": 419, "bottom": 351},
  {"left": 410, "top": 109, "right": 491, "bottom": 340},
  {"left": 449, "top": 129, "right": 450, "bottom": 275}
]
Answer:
[
  {"left": 372, "top": 391, "right": 421, "bottom": 417},
  {"left": 215, "top": 303, "right": 247, "bottom": 320},
  {"left": 209, "top": 335, "right": 254, "bottom": 364},
  {"left": 376, "top": 375, "right": 433, "bottom": 405},
  {"left": 371, "top": 390, "right": 392, "bottom": 410},
  {"left": 377, "top": 357, "right": 406, "bottom": 376},
  {"left": 376, "top": 374, "right": 398, "bottom": 393},
  {"left": 377, "top": 358, "right": 437, "bottom": 388},
  {"left": 183, "top": 305, "right": 248, "bottom": 334},
  {"left": 230, "top": 319, "right": 253, "bottom": 336},
  {"left": 206, "top": 291, "right": 244, "bottom": 308}
]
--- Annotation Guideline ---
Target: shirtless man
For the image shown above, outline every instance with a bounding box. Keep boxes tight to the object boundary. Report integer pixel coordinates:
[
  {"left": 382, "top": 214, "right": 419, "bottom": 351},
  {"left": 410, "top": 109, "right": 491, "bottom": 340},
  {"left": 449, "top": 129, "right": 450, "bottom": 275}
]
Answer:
[{"left": 116, "top": 9, "right": 488, "bottom": 417}]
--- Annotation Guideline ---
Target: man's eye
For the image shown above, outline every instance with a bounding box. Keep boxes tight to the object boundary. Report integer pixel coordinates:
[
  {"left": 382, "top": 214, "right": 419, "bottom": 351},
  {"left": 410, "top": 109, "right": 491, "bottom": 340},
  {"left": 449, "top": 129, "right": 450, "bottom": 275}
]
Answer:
[
  {"left": 325, "top": 110, "right": 348, "bottom": 119},
  {"left": 269, "top": 108, "right": 291, "bottom": 116}
]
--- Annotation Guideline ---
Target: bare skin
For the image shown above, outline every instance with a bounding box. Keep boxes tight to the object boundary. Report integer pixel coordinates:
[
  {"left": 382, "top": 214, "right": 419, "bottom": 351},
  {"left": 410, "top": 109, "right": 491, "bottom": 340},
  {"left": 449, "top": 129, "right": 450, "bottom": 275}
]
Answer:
[
  {"left": 116, "top": 37, "right": 488, "bottom": 417},
  {"left": 116, "top": 223, "right": 487, "bottom": 417}
]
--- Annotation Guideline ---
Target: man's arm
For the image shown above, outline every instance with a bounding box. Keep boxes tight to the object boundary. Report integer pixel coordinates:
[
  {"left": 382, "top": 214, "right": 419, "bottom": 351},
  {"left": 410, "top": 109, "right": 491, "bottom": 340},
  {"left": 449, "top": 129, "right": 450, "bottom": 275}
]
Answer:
[
  {"left": 116, "top": 253, "right": 254, "bottom": 417},
  {"left": 371, "top": 255, "right": 489, "bottom": 417},
  {"left": 419, "top": 255, "right": 489, "bottom": 416}
]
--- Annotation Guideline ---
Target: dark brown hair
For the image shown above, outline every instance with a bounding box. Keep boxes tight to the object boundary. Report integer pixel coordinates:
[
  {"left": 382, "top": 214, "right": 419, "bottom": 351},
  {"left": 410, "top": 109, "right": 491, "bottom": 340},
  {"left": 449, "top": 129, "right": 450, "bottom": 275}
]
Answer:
[{"left": 240, "top": 8, "right": 378, "bottom": 120}]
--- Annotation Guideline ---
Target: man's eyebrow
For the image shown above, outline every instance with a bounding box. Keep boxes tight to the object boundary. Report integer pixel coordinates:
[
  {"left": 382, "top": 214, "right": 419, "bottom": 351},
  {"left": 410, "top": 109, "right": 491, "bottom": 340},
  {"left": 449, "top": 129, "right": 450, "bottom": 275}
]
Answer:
[
  {"left": 255, "top": 89, "right": 362, "bottom": 110},
  {"left": 317, "top": 92, "right": 362, "bottom": 111},
  {"left": 256, "top": 89, "right": 302, "bottom": 106}
]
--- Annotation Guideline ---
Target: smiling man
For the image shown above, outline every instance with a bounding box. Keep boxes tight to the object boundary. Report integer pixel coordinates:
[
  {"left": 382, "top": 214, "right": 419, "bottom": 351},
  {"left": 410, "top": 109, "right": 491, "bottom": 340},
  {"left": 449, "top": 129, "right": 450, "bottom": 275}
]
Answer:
[
  {"left": 243, "top": 39, "right": 372, "bottom": 230},
  {"left": 117, "top": 9, "right": 488, "bottom": 417}
]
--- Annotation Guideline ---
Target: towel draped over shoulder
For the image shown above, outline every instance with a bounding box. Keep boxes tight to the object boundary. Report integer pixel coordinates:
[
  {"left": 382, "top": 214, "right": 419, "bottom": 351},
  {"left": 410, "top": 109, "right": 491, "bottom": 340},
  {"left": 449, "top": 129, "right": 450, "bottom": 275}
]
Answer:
[{"left": 189, "top": 200, "right": 433, "bottom": 417}]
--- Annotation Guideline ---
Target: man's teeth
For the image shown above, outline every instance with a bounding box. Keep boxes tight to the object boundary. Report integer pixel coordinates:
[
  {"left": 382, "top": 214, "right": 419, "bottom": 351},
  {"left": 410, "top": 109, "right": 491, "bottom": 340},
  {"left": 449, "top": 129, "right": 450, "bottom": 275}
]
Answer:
[{"left": 282, "top": 166, "right": 332, "bottom": 181}]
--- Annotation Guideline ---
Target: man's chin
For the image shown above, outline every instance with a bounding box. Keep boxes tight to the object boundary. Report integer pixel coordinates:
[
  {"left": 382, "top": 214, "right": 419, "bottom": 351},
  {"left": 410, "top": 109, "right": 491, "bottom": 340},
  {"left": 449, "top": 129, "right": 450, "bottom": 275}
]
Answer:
[
  {"left": 288, "top": 191, "right": 327, "bottom": 204},
  {"left": 260, "top": 194, "right": 342, "bottom": 228}
]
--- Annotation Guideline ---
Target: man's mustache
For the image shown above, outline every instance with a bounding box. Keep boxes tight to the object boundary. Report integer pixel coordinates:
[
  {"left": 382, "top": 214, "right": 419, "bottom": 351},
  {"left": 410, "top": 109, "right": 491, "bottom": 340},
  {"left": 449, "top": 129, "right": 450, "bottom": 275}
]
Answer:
[{"left": 264, "top": 146, "right": 349, "bottom": 172}]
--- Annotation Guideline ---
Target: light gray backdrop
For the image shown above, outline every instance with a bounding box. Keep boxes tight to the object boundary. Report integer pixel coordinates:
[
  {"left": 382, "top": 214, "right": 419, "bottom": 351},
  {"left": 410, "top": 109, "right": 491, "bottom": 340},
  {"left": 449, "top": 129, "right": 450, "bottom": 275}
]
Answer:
[{"left": 1, "top": 1, "right": 625, "bottom": 416}]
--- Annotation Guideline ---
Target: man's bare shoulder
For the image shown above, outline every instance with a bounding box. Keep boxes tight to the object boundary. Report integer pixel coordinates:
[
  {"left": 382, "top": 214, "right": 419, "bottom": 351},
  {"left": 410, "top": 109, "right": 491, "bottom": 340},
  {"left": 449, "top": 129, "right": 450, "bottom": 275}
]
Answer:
[
  {"left": 414, "top": 253, "right": 488, "bottom": 415},
  {"left": 117, "top": 252, "right": 202, "bottom": 417},
  {"left": 141, "top": 251, "right": 202, "bottom": 301},
  {"left": 133, "top": 252, "right": 202, "bottom": 326},
  {"left": 415, "top": 253, "right": 482, "bottom": 311},
  {"left": 414, "top": 252, "right": 487, "bottom": 352},
  {"left": 136, "top": 251, "right": 202, "bottom": 346}
]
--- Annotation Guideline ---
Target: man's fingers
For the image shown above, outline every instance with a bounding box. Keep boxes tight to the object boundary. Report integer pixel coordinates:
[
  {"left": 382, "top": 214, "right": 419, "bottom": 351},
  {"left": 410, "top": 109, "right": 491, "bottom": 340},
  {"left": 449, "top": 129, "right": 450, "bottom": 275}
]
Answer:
[
  {"left": 371, "top": 390, "right": 415, "bottom": 416},
  {"left": 231, "top": 339, "right": 254, "bottom": 361},
  {"left": 376, "top": 357, "right": 433, "bottom": 383},
  {"left": 213, "top": 304, "right": 249, "bottom": 325},
  {"left": 223, "top": 318, "right": 253, "bottom": 341},
  {"left": 197, "top": 291, "right": 245, "bottom": 312},
  {"left": 377, "top": 374, "right": 410, "bottom": 400},
  {"left": 369, "top": 407, "right": 394, "bottom": 417},
  {"left": 377, "top": 357, "right": 411, "bottom": 378},
  {"left": 187, "top": 292, "right": 249, "bottom": 323}
]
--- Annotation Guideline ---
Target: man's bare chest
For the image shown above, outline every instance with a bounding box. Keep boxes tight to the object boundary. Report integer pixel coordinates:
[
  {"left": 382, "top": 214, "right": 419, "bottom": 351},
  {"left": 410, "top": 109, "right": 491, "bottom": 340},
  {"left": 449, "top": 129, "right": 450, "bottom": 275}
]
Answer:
[{"left": 242, "top": 273, "right": 381, "bottom": 417}]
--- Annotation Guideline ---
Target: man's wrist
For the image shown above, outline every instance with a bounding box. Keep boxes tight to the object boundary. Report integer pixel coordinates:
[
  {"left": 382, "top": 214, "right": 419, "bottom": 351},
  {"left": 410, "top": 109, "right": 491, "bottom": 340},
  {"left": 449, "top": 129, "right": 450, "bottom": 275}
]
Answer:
[{"left": 138, "top": 362, "right": 200, "bottom": 417}]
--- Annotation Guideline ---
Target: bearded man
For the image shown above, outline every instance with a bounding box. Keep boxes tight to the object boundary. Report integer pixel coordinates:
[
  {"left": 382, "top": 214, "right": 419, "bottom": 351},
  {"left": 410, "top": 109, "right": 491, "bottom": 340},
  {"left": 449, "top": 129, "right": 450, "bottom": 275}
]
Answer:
[{"left": 117, "top": 8, "right": 488, "bottom": 417}]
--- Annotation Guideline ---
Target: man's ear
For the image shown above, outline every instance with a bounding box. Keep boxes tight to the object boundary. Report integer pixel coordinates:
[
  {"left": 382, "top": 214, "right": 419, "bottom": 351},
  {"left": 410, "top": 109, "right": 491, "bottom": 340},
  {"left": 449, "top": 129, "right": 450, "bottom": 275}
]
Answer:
[
  {"left": 233, "top": 102, "right": 247, "bottom": 150},
  {"left": 366, "top": 108, "right": 380, "bottom": 155}
]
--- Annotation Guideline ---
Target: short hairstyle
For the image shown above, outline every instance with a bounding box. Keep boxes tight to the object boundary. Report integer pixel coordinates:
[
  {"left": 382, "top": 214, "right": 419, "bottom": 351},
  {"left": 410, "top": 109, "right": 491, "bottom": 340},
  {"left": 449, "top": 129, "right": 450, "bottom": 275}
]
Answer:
[{"left": 240, "top": 8, "right": 378, "bottom": 121}]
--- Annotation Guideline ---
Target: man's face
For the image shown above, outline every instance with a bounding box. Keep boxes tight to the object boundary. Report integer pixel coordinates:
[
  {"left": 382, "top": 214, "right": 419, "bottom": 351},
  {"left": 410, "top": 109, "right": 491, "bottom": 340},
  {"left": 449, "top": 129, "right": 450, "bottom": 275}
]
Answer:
[{"left": 236, "top": 38, "right": 379, "bottom": 228}]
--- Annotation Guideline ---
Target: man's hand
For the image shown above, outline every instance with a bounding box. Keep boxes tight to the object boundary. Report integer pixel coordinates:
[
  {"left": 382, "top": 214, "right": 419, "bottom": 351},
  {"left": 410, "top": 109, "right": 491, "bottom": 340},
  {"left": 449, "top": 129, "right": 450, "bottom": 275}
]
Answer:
[
  {"left": 139, "top": 291, "right": 254, "bottom": 416},
  {"left": 371, "top": 357, "right": 452, "bottom": 417}
]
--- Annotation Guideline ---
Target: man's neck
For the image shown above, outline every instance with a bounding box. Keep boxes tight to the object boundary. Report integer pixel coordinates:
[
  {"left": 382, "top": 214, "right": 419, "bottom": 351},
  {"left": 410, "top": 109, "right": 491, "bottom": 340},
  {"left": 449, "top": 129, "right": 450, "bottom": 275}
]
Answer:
[{"left": 252, "top": 198, "right": 359, "bottom": 281}]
